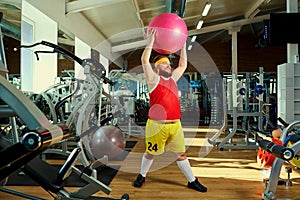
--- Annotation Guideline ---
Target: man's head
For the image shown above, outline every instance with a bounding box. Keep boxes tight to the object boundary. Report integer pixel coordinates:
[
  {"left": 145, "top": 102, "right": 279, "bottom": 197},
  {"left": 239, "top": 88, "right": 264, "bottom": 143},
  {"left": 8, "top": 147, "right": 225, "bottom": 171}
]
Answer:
[{"left": 152, "top": 55, "right": 172, "bottom": 77}]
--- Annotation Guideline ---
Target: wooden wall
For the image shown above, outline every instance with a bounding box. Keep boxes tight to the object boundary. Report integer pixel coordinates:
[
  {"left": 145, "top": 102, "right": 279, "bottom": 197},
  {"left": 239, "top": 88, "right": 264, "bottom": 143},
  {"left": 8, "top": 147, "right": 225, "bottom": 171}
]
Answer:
[{"left": 202, "top": 34, "right": 287, "bottom": 73}]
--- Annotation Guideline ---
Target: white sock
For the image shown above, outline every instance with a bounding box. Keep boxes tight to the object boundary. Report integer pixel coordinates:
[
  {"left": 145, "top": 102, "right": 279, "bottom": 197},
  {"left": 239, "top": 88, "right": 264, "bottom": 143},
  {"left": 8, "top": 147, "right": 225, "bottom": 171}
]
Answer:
[
  {"left": 177, "top": 159, "right": 195, "bottom": 183},
  {"left": 140, "top": 156, "right": 153, "bottom": 177}
]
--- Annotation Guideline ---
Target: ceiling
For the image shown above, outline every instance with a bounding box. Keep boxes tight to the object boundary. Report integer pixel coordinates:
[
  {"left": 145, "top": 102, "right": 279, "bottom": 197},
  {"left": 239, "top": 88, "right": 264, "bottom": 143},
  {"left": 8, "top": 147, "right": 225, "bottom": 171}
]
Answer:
[
  {"left": 0, "top": 0, "right": 296, "bottom": 69},
  {"left": 64, "top": 0, "right": 289, "bottom": 51}
]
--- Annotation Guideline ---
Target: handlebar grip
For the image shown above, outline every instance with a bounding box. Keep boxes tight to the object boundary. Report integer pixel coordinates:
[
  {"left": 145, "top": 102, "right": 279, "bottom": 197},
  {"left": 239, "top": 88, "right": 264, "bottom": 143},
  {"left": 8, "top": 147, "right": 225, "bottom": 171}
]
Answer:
[
  {"left": 259, "top": 139, "right": 294, "bottom": 161},
  {"left": 102, "top": 76, "right": 114, "bottom": 86},
  {"left": 277, "top": 117, "right": 289, "bottom": 127}
]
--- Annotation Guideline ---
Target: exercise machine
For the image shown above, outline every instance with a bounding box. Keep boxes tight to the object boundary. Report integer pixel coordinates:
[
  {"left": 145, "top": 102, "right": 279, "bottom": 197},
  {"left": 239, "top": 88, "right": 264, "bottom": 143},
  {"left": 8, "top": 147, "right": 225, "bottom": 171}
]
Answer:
[
  {"left": 217, "top": 68, "right": 266, "bottom": 150},
  {"left": 0, "top": 71, "right": 129, "bottom": 200},
  {"left": 14, "top": 41, "right": 118, "bottom": 169},
  {"left": 0, "top": 40, "right": 129, "bottom": 199},
  {"left": 259, "top": 120, "right": 300, "bottom": 200}
]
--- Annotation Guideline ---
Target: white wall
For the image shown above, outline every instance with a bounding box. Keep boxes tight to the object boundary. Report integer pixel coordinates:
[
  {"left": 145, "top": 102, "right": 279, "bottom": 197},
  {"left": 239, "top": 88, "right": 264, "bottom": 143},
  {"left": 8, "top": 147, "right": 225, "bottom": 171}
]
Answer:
[
  {"left": 74, "top": 36, "right": 91, "bottom": 80},
  {"left": 26, "top": 0, "right": 105, "bottom": 48},
  {"left": 25, "top": 0, "right": 124, "bottom": 68},
  {"left": 22, "top": 0, "right": 119, "bottom": 94},
  {"left": 74, "top": 37, "right": 110, "bottom": 92},
  {"left": 21, "top": 0, "right": 57, "bottom": 93}
]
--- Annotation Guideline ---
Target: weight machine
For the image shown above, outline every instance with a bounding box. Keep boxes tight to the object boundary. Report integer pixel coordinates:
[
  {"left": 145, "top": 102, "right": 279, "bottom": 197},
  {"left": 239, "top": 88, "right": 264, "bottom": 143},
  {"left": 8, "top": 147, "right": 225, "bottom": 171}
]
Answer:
[
  {"left": 13, "top": 41, "right": 122, "bottom": 171},
  {"left": 0, "top": 74, "right": 115, "bottom": 199},
  {"left": 109, "top": 70, "right": 145, "bottom": 138},
  {"left": 27, "top": 70, "right": 75, "bottom": 124},
  {"left": 0, "top": 39, "right": 129, "bottom": 199},
  {"left": 259, "top": 120, "right": 300, "bottom": 200},
  {"left": 217, "top": 67, "right": 265, "bottom": 150}
]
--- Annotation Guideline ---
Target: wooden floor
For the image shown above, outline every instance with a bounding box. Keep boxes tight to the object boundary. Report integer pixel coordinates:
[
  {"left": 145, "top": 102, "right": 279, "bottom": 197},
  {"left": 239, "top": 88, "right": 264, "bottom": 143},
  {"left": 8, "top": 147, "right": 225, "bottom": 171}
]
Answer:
[{"left": 1, "top": 128, "right": 300, "bottom": 200}]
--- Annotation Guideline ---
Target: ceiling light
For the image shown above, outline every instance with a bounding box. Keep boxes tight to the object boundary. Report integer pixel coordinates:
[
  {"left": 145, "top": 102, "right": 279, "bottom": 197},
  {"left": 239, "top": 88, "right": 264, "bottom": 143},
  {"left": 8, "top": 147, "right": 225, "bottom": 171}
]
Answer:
[
  {"left": 191, "top": 36, "right": 197, "bottom": 42},
  {"left": 202, "top": 2, "right": 211, "bottom": 16},
  {"left": 196, "top": 20, "right": 204, "bottom": 29},
  {"left": 188, "top": 45, "right": 193, "bottom": 51}
]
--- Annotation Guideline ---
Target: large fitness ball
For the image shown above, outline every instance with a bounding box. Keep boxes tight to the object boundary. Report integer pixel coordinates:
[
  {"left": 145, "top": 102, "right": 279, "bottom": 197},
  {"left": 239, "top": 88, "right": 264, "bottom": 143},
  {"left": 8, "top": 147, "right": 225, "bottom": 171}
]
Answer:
[
  {"left": 89, "top": 125, "right": 126, "bottom": 160},
  {"left": 147, "top": 13, "right": 188, "bottom": 54}
]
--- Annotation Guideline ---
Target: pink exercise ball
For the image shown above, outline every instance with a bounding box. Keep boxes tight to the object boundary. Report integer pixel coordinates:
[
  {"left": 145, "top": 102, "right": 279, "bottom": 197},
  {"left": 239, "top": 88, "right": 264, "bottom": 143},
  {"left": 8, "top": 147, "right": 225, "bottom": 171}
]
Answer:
[{"left": 147, "top": 13, "right": 188, "bottom": 54}]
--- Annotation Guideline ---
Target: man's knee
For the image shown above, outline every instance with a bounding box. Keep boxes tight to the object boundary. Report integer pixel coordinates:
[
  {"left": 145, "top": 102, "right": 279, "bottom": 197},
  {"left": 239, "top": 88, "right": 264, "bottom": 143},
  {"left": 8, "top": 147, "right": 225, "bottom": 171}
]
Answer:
[
  {"left": 144, "top": 152, "right": 155, "bottom": 160},
  {"left": 176, "top": 152, "right": 187, "bottom": 161}
]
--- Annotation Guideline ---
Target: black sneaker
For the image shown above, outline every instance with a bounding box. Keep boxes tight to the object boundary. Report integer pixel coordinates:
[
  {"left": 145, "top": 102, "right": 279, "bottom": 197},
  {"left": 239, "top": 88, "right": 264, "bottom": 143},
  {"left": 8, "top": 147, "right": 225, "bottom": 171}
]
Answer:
[
  {"left": 187, "top": 178, "right": 207, "bottom": 192},
  {"left": 133, "top": 174, "right": 145, "bottom": 187}
]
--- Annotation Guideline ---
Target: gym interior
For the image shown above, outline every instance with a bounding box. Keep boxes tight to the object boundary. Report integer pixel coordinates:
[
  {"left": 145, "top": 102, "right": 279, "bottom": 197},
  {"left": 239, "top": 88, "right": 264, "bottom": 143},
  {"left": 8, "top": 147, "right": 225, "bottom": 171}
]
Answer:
[{"left": 1, "top": 0, "right": 300, "bottom": 199}]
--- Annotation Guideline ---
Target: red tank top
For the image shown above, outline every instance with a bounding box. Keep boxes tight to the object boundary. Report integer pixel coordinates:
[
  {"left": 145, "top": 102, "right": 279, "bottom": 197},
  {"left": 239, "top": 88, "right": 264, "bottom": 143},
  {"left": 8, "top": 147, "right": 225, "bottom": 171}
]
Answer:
[{"left": 148, "top": 76, "right": 181, "bottom": 120}]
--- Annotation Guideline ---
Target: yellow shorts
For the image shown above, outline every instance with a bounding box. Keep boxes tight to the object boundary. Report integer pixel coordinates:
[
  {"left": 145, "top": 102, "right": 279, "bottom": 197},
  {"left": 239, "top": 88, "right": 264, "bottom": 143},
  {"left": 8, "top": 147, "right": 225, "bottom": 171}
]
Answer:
[{"left": 145, "top": 119, "right": 186, "bottom": 155}]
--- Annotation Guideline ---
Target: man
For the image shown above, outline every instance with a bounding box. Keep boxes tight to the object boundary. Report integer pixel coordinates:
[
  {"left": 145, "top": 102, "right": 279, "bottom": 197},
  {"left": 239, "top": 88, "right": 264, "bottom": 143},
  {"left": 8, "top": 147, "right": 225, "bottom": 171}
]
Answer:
[{"left": 133, "top": 28, "right": 207, "bottom": 192}]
